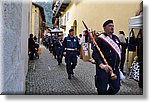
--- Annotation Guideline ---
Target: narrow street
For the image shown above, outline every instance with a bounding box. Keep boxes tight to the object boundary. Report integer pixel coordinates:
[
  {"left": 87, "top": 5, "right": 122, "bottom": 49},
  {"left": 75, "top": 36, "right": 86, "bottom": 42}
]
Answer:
[
  {"left": 0, "top": 0, "right": 144, "bottom": 96},
  {"left": 26, "top": 45, "right": 143, "bottom": 95}
]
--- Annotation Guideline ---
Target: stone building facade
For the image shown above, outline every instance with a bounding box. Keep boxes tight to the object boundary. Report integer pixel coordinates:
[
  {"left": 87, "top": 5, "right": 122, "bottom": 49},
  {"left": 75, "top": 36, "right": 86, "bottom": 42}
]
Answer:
[
  {"left": 31, "top": 3, "right": 46, "bottom": 42},
  {"left": 0, "top": 0, "right": 32, "bottom": 94}
]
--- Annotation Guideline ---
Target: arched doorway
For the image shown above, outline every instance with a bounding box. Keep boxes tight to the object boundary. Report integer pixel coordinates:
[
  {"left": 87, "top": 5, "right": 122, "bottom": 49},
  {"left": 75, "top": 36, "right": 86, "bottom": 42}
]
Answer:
[{"left": 72, "top": 20, "right": 77, "bottom": 36}]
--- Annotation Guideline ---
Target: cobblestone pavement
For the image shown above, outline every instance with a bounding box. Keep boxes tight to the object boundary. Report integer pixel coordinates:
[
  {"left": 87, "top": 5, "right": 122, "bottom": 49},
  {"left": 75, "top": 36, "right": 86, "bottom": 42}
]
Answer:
[{"left": 26, "top": 45, "right": 143, "bottom": 95}]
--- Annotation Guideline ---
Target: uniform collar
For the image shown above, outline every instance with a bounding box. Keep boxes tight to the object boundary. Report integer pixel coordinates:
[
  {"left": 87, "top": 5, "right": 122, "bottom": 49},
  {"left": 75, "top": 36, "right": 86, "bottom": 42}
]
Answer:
[
  {"left": 102, "top": 33, "right": 115, "bottom": 38},
  {"left": 68, "top": 35, "right": 74, "bottom": 39}
]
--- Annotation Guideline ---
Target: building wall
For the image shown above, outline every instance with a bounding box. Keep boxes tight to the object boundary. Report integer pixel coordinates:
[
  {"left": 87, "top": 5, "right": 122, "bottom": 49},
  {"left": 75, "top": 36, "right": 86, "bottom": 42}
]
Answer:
[
  {"left": 39, "top": 13, "right": 43, "bottom": 40},
  {"left": 0, "top": 0, "right": 31, "bottom": 94},
  {"left": 60, "top": 0, "right": 142, "bottom": 68},
  {"left": 31, "top": 5, "right": 40, "bottom": 38},
  {"left": 31, "top": 4, "right": 45, "bottom": 42},
  {"left": 34, "top": 9, "right": 39, "bottom": 39},
  {"left": 60, "top": 0, "right": 141, "bottom": 37},
  {"left": 0, "top": 0, "right": 3, "bottom": 93}
]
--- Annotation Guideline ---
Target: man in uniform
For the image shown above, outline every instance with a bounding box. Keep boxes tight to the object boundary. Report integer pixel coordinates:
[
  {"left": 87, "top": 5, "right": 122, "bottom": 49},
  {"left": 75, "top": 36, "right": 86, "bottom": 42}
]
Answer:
[
  {"left": 92, "top": 20, "right": 121, "bottom": 95},
  {"left": 48, "top": 34, "right": 53, "bottom": 53},
  {"left": 52, "top": 34, "right": 57, "bottom": 59},
  {"left": 63, "top": 29, "right": 80, "bottom": 79},
  {"left": 55, "top": 34, "right": 63, "bottom": 65}
]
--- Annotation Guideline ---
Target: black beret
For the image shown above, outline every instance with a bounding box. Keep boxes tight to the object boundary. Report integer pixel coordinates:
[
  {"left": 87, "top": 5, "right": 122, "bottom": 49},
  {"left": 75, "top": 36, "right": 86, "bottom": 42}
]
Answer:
[
  {"left": 69, "top": 29, "right": 74, "bottom": 33},
  {"left": 103, "top": 20, "right": 113, "bottom": 27}
]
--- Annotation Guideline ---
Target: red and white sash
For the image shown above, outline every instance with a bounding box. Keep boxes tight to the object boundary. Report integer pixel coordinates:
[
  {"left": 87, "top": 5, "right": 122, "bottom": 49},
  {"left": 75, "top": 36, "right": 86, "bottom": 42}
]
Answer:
[{"left": 98, "top": 34, "right": 121, "bottom": 60}]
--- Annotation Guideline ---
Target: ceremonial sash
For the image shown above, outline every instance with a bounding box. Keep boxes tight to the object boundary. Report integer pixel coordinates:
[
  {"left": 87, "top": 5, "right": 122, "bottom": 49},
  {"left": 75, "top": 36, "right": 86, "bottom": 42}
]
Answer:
[{"left": 98, "top": 34, "right": 121, "bottom": 60}]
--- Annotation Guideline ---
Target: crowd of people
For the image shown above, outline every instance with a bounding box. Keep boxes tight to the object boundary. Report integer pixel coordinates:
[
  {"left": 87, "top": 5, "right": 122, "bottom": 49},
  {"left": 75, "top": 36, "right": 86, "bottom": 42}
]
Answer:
[
  {"left": 41, "top": 29, "right": 80, "bottom": 79},
  {"left": 42, "top": 32, "right": 64, "bottom": 65}
]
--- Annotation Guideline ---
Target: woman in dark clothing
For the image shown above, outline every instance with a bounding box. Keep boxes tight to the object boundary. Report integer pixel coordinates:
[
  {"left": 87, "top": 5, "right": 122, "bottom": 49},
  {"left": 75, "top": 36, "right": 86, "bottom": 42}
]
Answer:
[{"left": 118, "top": 31, "right": 127, "bottom": 73}]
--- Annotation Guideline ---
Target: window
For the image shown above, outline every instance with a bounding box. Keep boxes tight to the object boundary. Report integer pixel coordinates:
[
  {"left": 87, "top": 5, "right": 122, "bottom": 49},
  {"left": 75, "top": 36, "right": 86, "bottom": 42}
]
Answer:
[
  {"left": 64, "top": 15, "right": 66, "bottom": 25},
  {"left": 60, "top": 18, "right": 63, "bottom": 26},
  {"left": 67, "top": 12, "right": 69, "bottom": 21}
]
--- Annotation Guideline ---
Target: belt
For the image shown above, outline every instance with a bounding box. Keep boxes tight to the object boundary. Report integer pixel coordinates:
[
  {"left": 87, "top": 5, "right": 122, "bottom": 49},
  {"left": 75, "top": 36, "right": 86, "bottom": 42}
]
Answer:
[{"left": 65, "top": 48, "right": 76, "bottom": 51}]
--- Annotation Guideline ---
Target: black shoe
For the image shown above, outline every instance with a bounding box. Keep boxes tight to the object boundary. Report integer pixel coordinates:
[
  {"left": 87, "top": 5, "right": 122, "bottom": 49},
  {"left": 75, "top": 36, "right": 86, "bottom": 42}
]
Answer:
[
  {"left": 68, "top": 74, "right": 71, "bottom": 79},
  {"left": 71, "top": 74, "right": 74, "bottom": 77},
  {"left": 71, "top": 72, "right": 74, "bottom": 76}
]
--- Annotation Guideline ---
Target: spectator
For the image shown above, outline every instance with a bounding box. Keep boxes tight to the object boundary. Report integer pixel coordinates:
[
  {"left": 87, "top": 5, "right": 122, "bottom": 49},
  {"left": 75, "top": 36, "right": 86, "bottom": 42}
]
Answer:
[{"left": 118, "top": 31, "right": 127, "bottom": 73}]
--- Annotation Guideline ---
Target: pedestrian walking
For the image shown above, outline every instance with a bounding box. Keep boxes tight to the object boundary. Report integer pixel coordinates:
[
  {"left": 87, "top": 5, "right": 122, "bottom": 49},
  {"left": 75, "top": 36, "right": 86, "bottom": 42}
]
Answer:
[
  {"left": 62, "top": 29, "right": 80, "bottom": 79},
  {"left": 55, "top": 34, "right": 63, "bottom": 65},
  {"left": 28, "top": 34, "right": 35, "bottom": 60},
  {"left": 52, "top": 34, "right": 57, "bottom": 59},
  {"left": 45, "top": 35, "right": 49, "bottom": 49},
  {"left": 34, "top": 35, "right": 39, "bottom": 59},
  {"left": 118, "top": 31, "right": 127, "bottom": 73},
  {"left": 92, "top": 20, "right": 121, "bottom": 95},
  {"left": 48, "top": 34, "right": 53, "bottom": 53},
  {"left": 78, "top": 34, "right": 83, "bottom": 56}
]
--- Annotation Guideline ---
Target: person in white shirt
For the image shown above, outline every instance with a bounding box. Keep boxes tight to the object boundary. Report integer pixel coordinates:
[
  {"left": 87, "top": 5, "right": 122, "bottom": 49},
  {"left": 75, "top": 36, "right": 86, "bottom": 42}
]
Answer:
[
  {"left": 78, "top": 34, "right": 83, "bottom": 45},
  {"left": 78, "top": 34, "right": 83, "bottom": 57}
]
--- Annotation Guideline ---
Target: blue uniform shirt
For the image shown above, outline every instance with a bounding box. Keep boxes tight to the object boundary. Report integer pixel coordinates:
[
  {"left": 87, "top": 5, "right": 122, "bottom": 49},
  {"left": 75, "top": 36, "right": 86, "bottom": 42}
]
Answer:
[{"left": 63, "top": 35, "right": 80, "bottom": 53}]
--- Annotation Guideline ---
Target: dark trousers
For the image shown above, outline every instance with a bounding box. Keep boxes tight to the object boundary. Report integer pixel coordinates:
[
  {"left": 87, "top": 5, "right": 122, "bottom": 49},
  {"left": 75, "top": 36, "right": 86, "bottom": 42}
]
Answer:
[
  {"left": 29, "top": 49, "right": 35, "bottom": 60},
  {"left": 49, "top": 44, "right": 53, "bottom": 53},
  {"left": 56, "top": 51, "right": 63, "bottom": 64},
  {"left": 57, "top": 55, "right": 62, "bottom": 64},
  {"left": 79, "top": 45, "right": 81, "bottom": 55},
  {"left": 65, "top": 53, "right": 77, "bottom": 75},
  {"left": 120, "top": 44, "right": 127, "bottom": 72},
  {"left": 120, "top": 53, "right": 126, "bottom": 72},
  {"left": 139, "top": 62, "right": 143, "bottom": 88},
  {"left": 95, "top": 67, "right": 120, "bottom": 95},
  {"left": 52, "top": 47, "right": 56, "bottom": 58},
  {"left": 46, "top": 42, "right": 49, "bottom": 49},
  {"left": 29, "top": 52, "right": 34, "bottom": 60}
]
